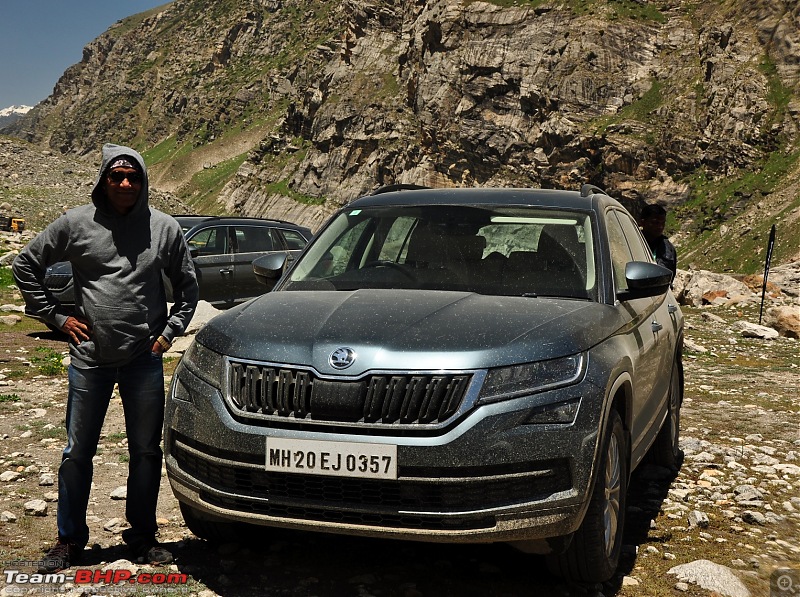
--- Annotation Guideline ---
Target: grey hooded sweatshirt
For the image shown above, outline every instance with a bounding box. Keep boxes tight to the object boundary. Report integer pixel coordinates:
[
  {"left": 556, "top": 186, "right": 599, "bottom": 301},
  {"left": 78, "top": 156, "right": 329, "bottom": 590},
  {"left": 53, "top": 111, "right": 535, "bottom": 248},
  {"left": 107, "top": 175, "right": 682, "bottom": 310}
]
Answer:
[{"left": 12, "top": 144, "right": 198, "bottom": 368}]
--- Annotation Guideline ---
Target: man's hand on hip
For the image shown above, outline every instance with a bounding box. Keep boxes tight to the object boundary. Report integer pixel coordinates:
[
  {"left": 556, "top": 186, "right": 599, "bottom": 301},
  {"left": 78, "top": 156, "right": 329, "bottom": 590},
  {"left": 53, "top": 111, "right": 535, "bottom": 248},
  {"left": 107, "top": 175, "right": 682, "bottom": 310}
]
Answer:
[{"left": 61, "top": 316, "right": 91, "bottom": 344}]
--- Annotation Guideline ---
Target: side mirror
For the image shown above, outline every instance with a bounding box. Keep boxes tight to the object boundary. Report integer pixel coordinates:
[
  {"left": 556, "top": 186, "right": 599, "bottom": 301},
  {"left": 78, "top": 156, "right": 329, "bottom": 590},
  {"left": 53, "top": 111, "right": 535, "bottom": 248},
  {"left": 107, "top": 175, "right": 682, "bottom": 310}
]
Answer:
[
  {"left": 189, "top": 247, "right": 199, "bottom": 259},
  {"left": 252, "top": 252, "right": 288, "bottom": 286},
  {"left": 617, "top": 261, "right": 673, "bottom": 301}
]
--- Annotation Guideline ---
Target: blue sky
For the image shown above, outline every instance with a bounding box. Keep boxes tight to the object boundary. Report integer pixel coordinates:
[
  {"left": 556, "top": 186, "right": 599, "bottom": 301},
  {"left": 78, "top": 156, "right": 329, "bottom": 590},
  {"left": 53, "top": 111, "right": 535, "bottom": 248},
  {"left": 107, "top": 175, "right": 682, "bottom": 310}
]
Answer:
[{"left": 0, "top": 1, "right": 172, "bottom": 109}]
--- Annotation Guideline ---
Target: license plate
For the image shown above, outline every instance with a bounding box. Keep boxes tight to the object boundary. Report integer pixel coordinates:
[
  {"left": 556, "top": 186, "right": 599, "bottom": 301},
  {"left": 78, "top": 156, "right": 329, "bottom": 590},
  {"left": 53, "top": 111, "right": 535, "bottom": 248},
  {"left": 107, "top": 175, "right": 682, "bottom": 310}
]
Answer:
[{"left": 265, "top": 437, "right": 398, "bottom": 480}]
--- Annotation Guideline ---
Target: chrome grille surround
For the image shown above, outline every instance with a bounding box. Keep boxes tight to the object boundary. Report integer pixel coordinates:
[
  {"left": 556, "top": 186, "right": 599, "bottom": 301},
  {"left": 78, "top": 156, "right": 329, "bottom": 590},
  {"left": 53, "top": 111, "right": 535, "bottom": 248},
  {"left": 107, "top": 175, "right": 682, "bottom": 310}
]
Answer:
[{"left": 224, "top": 358, "right": 483, "bottom": 429}]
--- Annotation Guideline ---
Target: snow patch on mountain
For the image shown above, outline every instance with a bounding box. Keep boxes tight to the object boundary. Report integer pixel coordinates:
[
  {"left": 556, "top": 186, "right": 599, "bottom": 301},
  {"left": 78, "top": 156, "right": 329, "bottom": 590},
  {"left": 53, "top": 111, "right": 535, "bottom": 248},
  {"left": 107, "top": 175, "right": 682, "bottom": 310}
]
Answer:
[{"left": 0, "top": 105, "right": 33, "bottom": 129}]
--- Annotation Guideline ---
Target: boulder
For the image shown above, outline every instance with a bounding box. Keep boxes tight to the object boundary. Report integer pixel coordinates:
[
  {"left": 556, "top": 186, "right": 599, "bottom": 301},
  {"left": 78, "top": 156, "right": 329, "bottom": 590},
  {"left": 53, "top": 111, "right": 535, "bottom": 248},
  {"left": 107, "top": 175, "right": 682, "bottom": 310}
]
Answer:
[
  {"left": 764, "top": 305, "right": 800, "bottom": 338},
  {"left": 734, "top": 321, "right": 779, "bottom": 339},
  {"left": 677, "top": 270, "right": 753, "bottom": 307},
  {"left": 769, "top": 261, "right": 800, "bottom": 298},
  {"left": 667, "top": 559, "right": 750, "bottom": 597}
]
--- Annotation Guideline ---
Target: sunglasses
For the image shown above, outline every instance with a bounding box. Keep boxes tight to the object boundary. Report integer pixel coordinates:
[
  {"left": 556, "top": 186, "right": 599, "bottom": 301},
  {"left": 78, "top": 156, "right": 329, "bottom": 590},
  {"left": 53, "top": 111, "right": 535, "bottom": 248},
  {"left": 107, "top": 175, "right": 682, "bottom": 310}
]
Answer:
[{"left": 107, "top": 170, "right": 142, "bottom": 184}]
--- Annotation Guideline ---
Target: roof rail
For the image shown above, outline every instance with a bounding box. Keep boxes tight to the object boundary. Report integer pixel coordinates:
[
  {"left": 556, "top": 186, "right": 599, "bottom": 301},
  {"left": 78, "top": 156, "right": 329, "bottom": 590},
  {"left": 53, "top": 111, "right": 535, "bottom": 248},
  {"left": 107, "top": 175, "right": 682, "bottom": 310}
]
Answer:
[
  {"left": 174, "top": 214, "right": 301, "bottom": 227},
  {"left": 370, "top": 184, "right": 430, "bottom": 196},
  {"left": 580, "top": 184, "right": 608, "bottom": 198}
]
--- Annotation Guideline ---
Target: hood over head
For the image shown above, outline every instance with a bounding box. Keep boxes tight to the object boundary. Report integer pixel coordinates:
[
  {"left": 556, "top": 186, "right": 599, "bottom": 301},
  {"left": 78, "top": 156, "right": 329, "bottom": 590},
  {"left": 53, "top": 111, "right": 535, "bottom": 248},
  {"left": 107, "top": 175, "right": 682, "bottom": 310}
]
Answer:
[{"left": 91, "top": 143, "right": 149, "bottom": 217}]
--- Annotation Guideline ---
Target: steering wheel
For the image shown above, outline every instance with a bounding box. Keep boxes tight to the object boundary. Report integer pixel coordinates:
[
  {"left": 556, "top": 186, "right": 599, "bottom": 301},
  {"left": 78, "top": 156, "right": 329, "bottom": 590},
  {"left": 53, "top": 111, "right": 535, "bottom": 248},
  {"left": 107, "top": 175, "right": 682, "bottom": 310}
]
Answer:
[{"left": 361, "top": 260, "right": 415, "bottom": 280}]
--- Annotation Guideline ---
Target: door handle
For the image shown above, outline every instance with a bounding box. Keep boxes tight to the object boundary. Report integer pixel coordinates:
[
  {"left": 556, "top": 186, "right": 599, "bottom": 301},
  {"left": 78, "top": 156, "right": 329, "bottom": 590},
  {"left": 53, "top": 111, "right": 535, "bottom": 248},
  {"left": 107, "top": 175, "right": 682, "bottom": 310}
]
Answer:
[
  {"left": 667, "top": 304, "right": 678, "bottom": 314},
  {"left": 651, "top": 321, "right": 663, "bottom": 332},
  {"left": 220, "top": 269, "right": 233, "bottom": 276}
]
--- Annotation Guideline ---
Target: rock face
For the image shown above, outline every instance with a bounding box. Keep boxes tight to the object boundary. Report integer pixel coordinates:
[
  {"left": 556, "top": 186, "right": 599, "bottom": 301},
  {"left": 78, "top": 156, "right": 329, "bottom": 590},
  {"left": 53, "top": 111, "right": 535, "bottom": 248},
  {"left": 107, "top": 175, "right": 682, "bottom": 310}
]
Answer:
[{"left": 4, "top": 0, "right": 800, "bottom": 239}]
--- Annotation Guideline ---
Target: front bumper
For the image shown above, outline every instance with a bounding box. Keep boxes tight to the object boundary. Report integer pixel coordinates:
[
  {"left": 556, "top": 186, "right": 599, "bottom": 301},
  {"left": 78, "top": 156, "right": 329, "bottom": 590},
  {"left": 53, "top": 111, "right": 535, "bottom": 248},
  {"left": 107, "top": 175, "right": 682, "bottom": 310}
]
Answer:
[{"left": 164, "top": 358, "right": 605, "bottom": 547}]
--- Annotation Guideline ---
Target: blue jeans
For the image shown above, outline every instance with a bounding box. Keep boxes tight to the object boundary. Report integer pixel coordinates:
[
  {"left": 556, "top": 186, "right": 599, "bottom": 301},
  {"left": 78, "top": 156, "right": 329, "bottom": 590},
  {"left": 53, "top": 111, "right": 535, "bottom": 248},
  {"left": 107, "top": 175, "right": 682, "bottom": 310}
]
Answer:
[{"left": 58, "top": 350, "right": 165, "bottom": 549}]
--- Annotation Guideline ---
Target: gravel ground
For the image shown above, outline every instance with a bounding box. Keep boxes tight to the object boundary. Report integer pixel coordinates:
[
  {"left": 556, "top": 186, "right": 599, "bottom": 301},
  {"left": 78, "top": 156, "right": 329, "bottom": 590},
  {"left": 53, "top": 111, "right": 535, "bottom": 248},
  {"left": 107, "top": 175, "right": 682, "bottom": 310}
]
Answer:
[{"left": 0, "top": 297, "right": 798, "bottom": 597}]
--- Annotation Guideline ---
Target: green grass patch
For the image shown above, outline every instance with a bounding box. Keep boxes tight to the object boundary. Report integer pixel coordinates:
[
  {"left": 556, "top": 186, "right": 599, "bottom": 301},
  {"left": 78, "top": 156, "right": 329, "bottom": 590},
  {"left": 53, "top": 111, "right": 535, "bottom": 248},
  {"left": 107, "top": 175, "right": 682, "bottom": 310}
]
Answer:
[
  {"left": 464, "top": 0, "right": 549, "bottom": 9},
  {"left": 0, "top": 266, "right": 16, "bottom": 292},
  {"left": 128, "top": 60, "right": 157, "bottom": 79},
  {"left": 108, "top": 2, "right": 171, "bottom": 36},
  {"left": 143, "top": 135, "right": 194, "bottom": 167},
  {"left": 0, "top": 394, "right": 20, "bottom": 403},
  {"left": 30, "top": 420, "right": 66, "bottom": 441},
  {"left": 594, "top": 79, "right": 664, "bottom": 135},
  {"left": 182, "top": 152, "right": 249, "bottom": 212},
  {"left": 473, "top": 0, "right": 666, "bottom": 21},
  {"left": 31, "top": 347, "right": 67, "bottom": 376},
  {"left": 759, "top": 54, "right": 793, "bottom": 128},
  {"left": 677, "top": 150, "right": 800, "bottom": 272},
  {"left": 264, "top": 179, "right": 326, "bottom": 205}
]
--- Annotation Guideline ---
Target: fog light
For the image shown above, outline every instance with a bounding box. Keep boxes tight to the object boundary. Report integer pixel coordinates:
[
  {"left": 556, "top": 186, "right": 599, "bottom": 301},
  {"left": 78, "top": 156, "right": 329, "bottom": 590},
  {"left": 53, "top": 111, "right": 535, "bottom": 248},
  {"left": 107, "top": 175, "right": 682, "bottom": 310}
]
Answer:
[
  {"left": 171, "top": 377, "right": 192, "bottom": 403},
  {"left": 525, "top": 398, "right": 581, "bottom": 424}
]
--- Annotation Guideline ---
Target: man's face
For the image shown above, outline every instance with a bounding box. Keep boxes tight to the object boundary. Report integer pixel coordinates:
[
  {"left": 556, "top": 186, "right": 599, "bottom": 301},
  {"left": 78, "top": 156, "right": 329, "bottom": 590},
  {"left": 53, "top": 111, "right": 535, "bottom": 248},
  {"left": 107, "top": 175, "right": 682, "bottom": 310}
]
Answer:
[
  {"left": 641, "top": 214, "right": 666, "bottom": 239},
  {"left": 105, "top": 167, "right": 142, "bottom": 215}
]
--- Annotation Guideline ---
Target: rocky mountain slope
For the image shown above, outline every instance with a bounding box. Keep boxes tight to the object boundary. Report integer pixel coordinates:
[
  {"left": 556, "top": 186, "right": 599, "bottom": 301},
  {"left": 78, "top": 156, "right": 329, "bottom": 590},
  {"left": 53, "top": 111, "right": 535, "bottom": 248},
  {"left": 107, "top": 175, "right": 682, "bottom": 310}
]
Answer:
[{"left": 3, "top": 0, "right": 800, "bottom": 271}]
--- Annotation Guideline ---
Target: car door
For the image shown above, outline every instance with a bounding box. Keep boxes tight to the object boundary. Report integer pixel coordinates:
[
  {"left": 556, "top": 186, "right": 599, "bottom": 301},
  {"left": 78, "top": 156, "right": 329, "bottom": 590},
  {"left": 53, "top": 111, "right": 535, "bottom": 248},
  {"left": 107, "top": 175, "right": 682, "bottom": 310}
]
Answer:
[
  {"left": 186, "top": 225, "right": 234, "bottom": 304},
  {"left": 606, "top": 209, "right": 664, "bottom": 456},
  {"left": 231, "top": 225, "right": 282, "bottom": 300},
  {"left": 616, "top": 210, "right": 679, "bottom": 434}
]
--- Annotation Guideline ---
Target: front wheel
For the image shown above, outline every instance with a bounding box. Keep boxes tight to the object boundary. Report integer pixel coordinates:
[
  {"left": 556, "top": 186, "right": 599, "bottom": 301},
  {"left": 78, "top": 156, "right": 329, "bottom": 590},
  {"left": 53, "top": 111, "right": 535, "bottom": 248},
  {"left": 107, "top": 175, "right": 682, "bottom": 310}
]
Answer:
[
  {"left": 647, "top": 356, "right": 683, "bottom": 470},
  {"left": 547, "top": 410, "right": 628, "bottom": 583}
]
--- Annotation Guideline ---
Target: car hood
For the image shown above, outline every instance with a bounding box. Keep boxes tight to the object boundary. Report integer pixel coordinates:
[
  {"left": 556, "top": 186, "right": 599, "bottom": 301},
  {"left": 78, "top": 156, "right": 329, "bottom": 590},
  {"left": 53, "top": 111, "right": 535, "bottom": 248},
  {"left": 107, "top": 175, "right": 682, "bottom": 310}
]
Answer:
[{"left": 196, "top": 289, "right": 625, "bottom": 374}]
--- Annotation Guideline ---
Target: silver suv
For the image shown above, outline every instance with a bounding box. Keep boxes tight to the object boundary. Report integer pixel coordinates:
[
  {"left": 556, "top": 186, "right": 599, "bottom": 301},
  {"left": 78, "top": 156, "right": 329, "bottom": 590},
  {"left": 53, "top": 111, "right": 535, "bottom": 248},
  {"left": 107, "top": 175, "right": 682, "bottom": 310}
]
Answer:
[{"left": 165, "top": 185, "right": 683, "bottom": 583}]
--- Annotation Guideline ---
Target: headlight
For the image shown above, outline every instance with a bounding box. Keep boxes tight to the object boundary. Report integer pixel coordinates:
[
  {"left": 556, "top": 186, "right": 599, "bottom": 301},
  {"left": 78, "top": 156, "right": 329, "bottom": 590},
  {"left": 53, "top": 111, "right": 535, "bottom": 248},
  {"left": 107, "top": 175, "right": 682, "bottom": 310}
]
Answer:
[
  {"left": 478, "top": 353, "right": 585, "bottom": 404},
  {"left": 182, "top": 339, "right": 225, "bottom": 388}
]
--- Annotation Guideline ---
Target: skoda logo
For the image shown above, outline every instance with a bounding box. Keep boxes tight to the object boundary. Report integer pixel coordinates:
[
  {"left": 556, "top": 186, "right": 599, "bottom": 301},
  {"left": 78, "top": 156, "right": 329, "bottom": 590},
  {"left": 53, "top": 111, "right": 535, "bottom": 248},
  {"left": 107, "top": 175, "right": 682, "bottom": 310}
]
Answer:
[{"left": 329, "top": 347, "right": 356, "bottom": 369}]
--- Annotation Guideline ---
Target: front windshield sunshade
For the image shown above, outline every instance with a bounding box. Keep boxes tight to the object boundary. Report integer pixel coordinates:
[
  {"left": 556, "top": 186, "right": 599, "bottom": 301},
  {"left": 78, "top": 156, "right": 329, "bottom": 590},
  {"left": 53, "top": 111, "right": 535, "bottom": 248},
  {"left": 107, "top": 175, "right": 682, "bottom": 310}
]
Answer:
[{"left": 284, "top": 205, "right": 597, "bottom": 299}]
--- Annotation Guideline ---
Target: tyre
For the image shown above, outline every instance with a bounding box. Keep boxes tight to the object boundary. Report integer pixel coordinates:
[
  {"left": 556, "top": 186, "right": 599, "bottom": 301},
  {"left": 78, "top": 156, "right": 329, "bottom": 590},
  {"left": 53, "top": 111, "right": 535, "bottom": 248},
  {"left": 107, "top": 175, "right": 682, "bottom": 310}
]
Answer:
[
  {"left": 179, "top": 502, "right": 242, "bottom": 543},
  {"left": 647, "top": 356, "right": 684, "bottom": 470},
  {"left": 547, "top": 410, "right": 628, "bottom": 583}
]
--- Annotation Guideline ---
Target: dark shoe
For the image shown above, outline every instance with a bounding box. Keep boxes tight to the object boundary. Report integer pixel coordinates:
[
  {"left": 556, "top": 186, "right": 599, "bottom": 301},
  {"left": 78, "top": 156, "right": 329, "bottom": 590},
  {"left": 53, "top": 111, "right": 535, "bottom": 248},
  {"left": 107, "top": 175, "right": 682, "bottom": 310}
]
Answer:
[
  {"left": 39, "top": 540, "right": 81, "bottom": 573},
  {"left": 132, "top": 541, "right": 174, "bottom": 565}
]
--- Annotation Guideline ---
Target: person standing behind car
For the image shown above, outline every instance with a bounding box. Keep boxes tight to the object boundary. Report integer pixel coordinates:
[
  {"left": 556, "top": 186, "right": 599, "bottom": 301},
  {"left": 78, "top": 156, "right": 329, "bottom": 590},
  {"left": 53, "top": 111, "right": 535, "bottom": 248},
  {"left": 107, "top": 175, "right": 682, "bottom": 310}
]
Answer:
[
  {"left": 639, "top": 202, "right": 677, "bottom": 278},
  {"left": 12, "top": 144, "right": 199, "bottom": 573}
]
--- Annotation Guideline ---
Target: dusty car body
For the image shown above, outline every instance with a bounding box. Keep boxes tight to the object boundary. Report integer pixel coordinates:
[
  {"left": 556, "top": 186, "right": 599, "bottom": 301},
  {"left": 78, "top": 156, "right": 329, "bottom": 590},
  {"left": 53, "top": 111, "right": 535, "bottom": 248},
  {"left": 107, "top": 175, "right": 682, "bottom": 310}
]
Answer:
[{"left": 165, "top": 185, "right": 683, "bottom": 583}]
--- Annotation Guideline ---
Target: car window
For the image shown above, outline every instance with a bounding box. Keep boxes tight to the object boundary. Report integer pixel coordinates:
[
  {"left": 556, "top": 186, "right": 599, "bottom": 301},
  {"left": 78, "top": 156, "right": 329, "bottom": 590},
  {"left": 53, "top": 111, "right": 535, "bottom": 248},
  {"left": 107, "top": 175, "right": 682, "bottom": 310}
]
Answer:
[
  {"left": 605, "top": 212, "right": 634, "bottom": 293},
  {"left": 233, "top": 226, "right": 276, "bottom": 253},
  {"left": 281, "top": 229, "right": 308, "bottom": 250},
  {"left": 615, "top": 211, "right": 652, "bottom": 263},
  {"left": 285, "top": 205, "right": 596, "bottom": 299},
  {"left": 380, "top": 217, "right": 416, "bottom": 261},
  {"left": 188, "top": 226, "right": 228, "bottom": 256}
]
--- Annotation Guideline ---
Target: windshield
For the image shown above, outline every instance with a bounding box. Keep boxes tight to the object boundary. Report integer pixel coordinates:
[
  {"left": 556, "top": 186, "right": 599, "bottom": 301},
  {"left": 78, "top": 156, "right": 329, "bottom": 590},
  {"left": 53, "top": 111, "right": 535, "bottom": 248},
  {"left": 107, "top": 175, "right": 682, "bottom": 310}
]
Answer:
[{"left": 282, "top": 204, "right": 597, "bottom": 299}]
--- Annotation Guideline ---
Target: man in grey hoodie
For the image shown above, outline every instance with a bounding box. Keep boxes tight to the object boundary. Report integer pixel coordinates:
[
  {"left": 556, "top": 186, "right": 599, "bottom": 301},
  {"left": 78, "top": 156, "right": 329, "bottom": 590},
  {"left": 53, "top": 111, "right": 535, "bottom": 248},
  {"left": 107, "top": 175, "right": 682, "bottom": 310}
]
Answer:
[{"left": 13, "top": 144, "right": 199, "bottom": 572}]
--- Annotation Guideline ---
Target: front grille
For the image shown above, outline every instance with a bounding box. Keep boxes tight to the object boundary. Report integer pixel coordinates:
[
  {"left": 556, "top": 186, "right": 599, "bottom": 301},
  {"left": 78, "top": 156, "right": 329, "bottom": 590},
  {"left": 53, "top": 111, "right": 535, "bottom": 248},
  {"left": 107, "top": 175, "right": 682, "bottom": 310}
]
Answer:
[
  {"left": 228, "top": 361, "right": 471, "bottom": 425},
  {"left": 44, "top": 274, "right": 71, "bottom": 290},
  {"left": 171, "top": 433, "right": 571, "bottom": 528}
]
